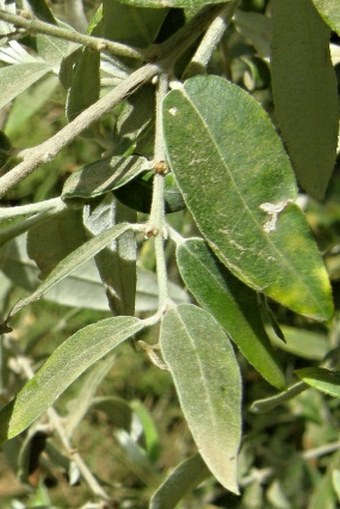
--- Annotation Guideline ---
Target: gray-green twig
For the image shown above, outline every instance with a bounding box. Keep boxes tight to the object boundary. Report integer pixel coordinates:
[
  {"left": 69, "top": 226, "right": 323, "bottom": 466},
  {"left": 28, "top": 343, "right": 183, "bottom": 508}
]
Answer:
[
  {"left": 0, "top": 63, "right": 160, "bottom": 198},
  {"left": 0, "top": 9, "right": 144, "bottom": 60},
  {"left": 148, "top": 74, "right": 170, "bottom": 312},
  {"left": 0, "top": 3, "right": 240, "bottom": 197}
]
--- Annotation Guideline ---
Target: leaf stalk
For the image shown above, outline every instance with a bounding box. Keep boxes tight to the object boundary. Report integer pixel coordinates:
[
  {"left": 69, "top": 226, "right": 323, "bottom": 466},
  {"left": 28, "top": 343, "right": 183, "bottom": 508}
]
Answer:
[{"left": 148, "top": 74, "right": 169, "bottom": 312}]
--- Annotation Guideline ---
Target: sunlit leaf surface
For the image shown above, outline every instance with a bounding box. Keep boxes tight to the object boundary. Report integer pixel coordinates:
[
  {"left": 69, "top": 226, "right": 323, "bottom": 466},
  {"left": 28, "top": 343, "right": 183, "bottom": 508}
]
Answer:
[
  {"left": 163, "top": 75, "right": 333, "bottom": 320},
  {"left": 160, "top": 304, "right": 242, "bottom": 493},
  {"left": 0, "top": 316, "right": 144, "bottom": 442},
  {"left": 177, "top": 238, "right": 285, "bottom": 388}
]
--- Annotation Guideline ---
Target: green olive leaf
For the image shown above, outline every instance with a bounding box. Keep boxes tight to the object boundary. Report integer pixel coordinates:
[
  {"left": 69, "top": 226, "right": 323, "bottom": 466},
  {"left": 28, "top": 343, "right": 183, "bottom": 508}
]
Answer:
[
  {"left": 163, "top": 75, "right": 333, "bottom": 321},
  {"left": 160, "top": 304, "right": 242, "bottom": 494},
  {"left": 271, "top": 0, "right": 338, "bottom": 199},
  {"left": 176, "top": 238, "right": 285, "bottom": 389},
  {"left": 0, "top": 316, "right": 144, "bottom": 443}
]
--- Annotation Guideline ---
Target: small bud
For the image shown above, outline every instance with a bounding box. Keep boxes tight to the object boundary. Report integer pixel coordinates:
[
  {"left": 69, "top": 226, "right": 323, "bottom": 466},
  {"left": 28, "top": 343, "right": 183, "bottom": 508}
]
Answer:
[{"left": 153, "top": 160, "right": 168, "bottom": 175}]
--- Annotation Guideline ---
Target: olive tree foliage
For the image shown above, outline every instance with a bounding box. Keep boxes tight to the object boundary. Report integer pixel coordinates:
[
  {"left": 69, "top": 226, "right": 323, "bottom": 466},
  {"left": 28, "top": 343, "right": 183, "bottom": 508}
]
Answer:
[{"left": 0, "top": 0, "right": 339, "bottom": 507}]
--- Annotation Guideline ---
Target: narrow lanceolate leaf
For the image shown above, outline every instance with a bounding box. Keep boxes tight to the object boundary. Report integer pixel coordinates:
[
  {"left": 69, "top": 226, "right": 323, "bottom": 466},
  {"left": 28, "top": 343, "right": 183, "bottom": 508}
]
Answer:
[
  {"left": 163, "top": 75, "right": 333, "bottom": 321},
  {"left": 84, "top": 196, "right": 137, "bottom": 316},
  {"left": 312, "top": 0, "right": 340, "bottom": 35},
  {"left": 5, "top": 74, "right": 59, "bottom": 138},
  {"left": 0, "top": 316, "right": 144, "bottom": 443},
  {"left": 271, "top": 0, "right": 338, "bottom": 199},
  {"left": 250, "top": 381, "right": 307, "bottom": 414},
  {"left": 66, "top": 47, "right": 100, "bottom": 121},
  {"left": 0, "top": 63, "right": 52, "bottom": 110},
  {"left": 160, "top": 304, "right": 242, "bottom": 494},
  {"left": 295, "top": 368, "right": 340, "bottom": 399},
  {"left": 62, "top": 155, "right": 149, "bottom": 200},
  {"left": 0, "top": 235, "right": 188, "bottom": 312},
  {"left": 6, "top": 223, "right": 131, "bottom": 322},
  {"left": 177, "top": 238, "right": 285, "bottom": 389},
  {"left": 150, "top": 453, "right": 210, "bottom": 509}
]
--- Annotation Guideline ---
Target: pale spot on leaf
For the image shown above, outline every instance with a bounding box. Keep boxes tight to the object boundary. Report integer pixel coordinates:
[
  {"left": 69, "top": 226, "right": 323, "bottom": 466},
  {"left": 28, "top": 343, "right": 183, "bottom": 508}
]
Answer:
[
  {"left": 259, "top": 200, "right": 292, "bottom": 233},
  {"left": 168, "top": 107, "right": 178, "bottom": 116}
]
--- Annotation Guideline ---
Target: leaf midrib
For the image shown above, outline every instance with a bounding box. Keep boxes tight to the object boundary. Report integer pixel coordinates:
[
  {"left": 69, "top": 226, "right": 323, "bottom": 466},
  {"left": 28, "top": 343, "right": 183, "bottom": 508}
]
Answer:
[
  {"left": 181, "top": 87, "right": 323, "bottom": 314},
  {"left": 174, "top": 307, "right": 234, "bottom": 446}
]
